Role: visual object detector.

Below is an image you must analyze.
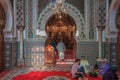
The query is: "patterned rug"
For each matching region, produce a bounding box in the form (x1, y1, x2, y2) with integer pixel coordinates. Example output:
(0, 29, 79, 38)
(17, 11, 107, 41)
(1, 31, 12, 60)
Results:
(0, 66, 72, 80)
(43, 76, 70, 80)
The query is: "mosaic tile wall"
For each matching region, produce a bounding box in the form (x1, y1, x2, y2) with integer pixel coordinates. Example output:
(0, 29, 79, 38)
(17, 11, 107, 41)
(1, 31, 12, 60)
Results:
(25, 0, 34, 38)
(89, 0, 96, 39)
(3, 40, 117, 69)
(97, 0, 107, 26)
(15, 0, 25, 26)
(77, 41, 117, 66)
(4, 41, 18, 70)
(24, 40, 45, 67)
(104, 42, 117, 66)
(77, 41, 99, 66)
(110, 42, 117, 66)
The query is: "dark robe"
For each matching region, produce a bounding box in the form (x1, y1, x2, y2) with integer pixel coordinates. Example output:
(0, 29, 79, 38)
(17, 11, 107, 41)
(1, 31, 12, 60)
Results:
(102, 66, 118, 80)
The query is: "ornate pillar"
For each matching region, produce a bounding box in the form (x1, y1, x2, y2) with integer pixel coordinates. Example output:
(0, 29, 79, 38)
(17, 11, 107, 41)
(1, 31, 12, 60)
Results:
(116, 24, 120, 70)
(96, 0, 107, 61)
(97, 26, 105, 61)
(17, 26, 25, 66)
(15, 0, 25, 66)
(0, 20, 5, 71)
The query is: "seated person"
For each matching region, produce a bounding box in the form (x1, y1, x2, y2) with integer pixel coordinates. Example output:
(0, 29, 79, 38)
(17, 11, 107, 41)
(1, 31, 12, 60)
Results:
(78, 77, 88, 80)
(93, 63, 99, 70)
(97, 58, 110, 76)
(116, 71, 120, 80)
(103, 66, 119, 80)
(71, 59, 85, 79)
(80, 56, 90, 73)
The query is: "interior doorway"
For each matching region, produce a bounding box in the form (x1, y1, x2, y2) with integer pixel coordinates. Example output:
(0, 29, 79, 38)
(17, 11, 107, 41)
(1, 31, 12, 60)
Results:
(45, 12, 77, 65)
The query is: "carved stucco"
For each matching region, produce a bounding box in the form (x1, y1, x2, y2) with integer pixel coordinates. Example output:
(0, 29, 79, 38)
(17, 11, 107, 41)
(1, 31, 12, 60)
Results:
(37, 2, 86, 41)
(108, 0, 120, 38)
(0, 0, 13, 38)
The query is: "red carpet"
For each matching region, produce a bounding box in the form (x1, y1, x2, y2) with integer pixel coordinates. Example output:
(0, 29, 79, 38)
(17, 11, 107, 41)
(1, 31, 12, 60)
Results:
(85, 74, 102, 80)
(13, 71, 102, 80)
(13, 71, 77, 80)
(0, 70, 10, 78)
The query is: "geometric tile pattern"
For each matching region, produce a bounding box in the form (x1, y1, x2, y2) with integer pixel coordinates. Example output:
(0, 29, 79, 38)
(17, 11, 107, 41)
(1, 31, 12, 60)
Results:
(103, 42, 117, 67)
(89, 0, 95, 39)
(4, 43, 12, 70)
(77, 42, 99, 66)
(97, 0, 106, 26)
(4, 41, 18, 70)
(26, 0, 33, 38)
(24, 40, 45, 67)
(110, 42, 117, 66)
(15, 0, 24, 26)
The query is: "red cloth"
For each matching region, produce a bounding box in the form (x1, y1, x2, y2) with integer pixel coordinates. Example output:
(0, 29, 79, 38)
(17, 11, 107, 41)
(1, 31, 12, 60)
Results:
(13, 71, 103, 80)
(85, 74, 102, 80)
(13, 71, 77, 80)
(0, 70, 10, 78)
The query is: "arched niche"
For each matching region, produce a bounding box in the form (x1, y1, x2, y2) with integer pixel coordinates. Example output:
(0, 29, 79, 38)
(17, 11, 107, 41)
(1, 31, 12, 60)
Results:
(109, 0, 120, 69)
(45, 12, 76, 39)
(37, 2, 85, 40)
(0, 0, 13, 33)
(108, 0, 120, 36)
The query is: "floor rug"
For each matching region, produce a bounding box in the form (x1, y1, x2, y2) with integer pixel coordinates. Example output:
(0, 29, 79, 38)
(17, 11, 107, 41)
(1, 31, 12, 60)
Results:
(44, 76, 70, 80)
(12, 71, 77, 80)
(0, 66, 72, 80)
(0, 70, 10, 78)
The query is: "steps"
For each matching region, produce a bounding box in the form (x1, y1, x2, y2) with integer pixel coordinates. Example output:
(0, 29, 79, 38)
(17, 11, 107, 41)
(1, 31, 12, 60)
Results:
(56, 59, 75, 67)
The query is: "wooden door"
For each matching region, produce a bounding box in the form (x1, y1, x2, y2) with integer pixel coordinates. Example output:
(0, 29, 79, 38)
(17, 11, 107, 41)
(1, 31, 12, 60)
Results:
(44, 45, 55, 67)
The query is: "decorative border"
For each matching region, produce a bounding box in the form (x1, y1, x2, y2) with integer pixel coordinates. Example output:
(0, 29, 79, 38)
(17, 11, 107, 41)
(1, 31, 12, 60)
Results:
(44, 76, 70, 80)
(37, 2, 86, 40)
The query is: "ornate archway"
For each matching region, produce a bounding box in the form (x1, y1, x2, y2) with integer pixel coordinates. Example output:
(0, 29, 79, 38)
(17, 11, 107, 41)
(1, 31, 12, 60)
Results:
(37, 2, 86, 40)
(44, 12, 76, 65)
(109, 0, 120, 69)
(0, 4, 5, 71)
(116, 7, 120, 70)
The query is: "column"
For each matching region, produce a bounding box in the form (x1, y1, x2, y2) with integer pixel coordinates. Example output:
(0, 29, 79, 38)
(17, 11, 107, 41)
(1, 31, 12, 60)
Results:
(0, 20, 5, 71)
(97, 26, 105, 61)
(116, 24, 120, 70)
(17, 26, 25, 66)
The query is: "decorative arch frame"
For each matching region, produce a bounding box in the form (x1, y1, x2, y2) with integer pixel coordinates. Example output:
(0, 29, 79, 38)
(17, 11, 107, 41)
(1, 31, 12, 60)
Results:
(37, 2, 86, 40)
(108, 0, 120, 37)
(108, 0, 120, 69)
(0, 0, 13, 38)
(0, 0, 13, 32)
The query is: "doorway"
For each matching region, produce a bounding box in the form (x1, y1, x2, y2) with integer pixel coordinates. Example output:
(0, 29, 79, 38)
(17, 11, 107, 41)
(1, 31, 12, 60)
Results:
(45, 12, 76, 65)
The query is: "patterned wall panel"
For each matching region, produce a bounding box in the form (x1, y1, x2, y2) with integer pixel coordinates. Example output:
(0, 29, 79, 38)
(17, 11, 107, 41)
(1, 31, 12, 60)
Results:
(24, 40, 45, 67)
(4, 42, 12, 70)
(89, 0, 96, 39)
(104, 42, 110, 58)
(66, 0, 84, 16)
(97, 0, 107, 26)
(77, 42, 98, 66)
(23, 40, 117, 67)
(4, 41, 18, 70)
(11, 41, 18, 67)
(110, 42, 117, 66)
(25, 0, 33, 38)
(15, 0, 25, 26)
